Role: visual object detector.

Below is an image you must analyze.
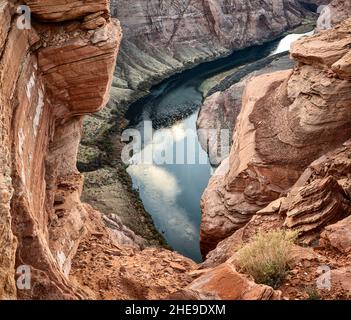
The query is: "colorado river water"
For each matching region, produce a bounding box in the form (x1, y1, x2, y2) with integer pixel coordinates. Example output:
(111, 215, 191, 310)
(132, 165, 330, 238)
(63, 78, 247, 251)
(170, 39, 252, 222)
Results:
(125, 31, 312, 262)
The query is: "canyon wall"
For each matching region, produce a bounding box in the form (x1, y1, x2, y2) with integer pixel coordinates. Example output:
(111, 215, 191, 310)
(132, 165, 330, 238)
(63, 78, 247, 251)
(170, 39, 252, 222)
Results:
(0, 1, 197, 300)
(0, 0, 121, 299)
(197, 0, 350, 168)
(197, 53, 295, 166)
(182, 11, 351, 300)
(200, 14, 351, 255)
(79, 0, 315, 243)
(110, 0, 311, 105)
(167, 6, 351, 301)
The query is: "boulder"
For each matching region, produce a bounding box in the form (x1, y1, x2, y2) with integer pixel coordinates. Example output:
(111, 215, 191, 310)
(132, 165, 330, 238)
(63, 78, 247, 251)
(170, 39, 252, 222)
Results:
(170, 263, 281, 300)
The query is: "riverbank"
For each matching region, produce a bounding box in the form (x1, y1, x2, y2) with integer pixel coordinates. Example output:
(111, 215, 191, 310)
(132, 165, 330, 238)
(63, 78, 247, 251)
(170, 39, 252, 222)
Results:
(78, 21, 316, 251)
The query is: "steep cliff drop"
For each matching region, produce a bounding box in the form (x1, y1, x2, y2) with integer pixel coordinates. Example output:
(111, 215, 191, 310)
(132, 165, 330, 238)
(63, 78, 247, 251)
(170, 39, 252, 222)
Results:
(0, 0, 122, 299)
(110, 0, 310, 105)
(200, 0, 351, 255)
(200, 12, 351, 272)
(80, 0, 315, 253)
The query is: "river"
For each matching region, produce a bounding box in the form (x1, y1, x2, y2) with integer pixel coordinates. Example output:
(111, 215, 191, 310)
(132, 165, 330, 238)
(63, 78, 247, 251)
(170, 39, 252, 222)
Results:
(124, 31, 312, 262)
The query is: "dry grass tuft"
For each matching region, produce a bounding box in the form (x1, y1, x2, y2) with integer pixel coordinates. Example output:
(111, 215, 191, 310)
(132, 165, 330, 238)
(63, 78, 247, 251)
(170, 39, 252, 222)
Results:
(236, 229, 298, 289)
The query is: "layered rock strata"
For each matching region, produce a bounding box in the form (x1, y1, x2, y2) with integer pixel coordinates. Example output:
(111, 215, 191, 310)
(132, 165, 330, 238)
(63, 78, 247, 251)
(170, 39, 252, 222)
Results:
(0, 0, 121, 299)
(320, 0, 351, 27)
(200, 17, 351, 255)
(110, 0, 310, 105)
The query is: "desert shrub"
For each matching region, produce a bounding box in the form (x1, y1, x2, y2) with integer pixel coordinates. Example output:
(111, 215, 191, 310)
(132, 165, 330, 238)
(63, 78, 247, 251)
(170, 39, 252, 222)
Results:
(236, 229, 298, 289)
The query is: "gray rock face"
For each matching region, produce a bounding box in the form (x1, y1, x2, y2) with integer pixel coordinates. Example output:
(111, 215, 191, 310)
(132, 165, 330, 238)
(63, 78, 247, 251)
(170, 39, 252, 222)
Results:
(113, 0, 304, 47)
(110, 0, 308, 101)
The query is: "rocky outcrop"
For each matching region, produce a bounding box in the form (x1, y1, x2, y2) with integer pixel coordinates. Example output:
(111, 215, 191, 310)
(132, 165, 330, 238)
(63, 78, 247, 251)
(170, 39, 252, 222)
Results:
(0, 0, 121, 299)
(70, 205, 197, 300)
(197, 54, 295, 165)
(0, 0, 201, 301)
(322, 215, 351, 254)
(284, 177, 350, 234)
(24, 0, 109, 22)
(170, 263, 281, 300)
(281, 142, 351, 237)
(200, 17, 351, 255)
(200, 148, 351, 265)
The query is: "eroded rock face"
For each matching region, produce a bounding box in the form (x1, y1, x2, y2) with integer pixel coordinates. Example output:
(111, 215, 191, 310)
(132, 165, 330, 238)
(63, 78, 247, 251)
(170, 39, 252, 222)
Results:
(322, 216, 351, 254)
(277, 140, 351, 242)
(0, 1, 121, 299)
(283, 173, 351, 237)
(325, 0, 351, 26)
(109, 0, 308, 103)
(197, 54, 295, 166)
(200, 17, 351, 255)
(24, 0, 109, 22)
(70, 205, 197, 300)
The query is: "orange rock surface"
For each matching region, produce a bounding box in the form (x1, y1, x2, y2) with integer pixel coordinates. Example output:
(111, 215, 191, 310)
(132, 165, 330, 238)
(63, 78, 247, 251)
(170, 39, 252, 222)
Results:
(0, 0, 120, 299)
(200, 17, 351, 255)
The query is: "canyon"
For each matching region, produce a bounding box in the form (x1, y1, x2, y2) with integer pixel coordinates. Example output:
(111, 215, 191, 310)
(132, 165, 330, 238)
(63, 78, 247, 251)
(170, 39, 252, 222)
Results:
(200, 0, 351, 253)
(80, 0, 315, 251)
(110, 0, 308, 103)
(0, 0, 351, 301)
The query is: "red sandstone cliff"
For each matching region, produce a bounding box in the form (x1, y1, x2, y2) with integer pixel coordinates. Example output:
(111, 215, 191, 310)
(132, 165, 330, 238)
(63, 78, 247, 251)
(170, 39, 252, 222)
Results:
(0, 0, 121, 299)
(0, 1, 197, 300)
(180, 12, 351, 300)
(200, 1, 351, 255)
(200, 13, 351, 261)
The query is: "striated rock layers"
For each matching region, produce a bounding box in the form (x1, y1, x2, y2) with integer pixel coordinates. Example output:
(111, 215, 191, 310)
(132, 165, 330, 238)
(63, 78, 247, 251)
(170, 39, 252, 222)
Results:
(200, 17, 351, 255)
(110, 0, 309, 105)
(199, 140, 351, 299)
(24, 0, 109, 22)
(0, 0, 121, 299)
